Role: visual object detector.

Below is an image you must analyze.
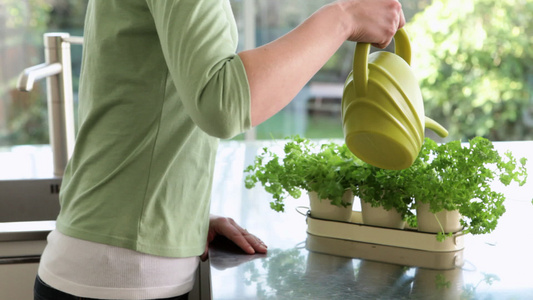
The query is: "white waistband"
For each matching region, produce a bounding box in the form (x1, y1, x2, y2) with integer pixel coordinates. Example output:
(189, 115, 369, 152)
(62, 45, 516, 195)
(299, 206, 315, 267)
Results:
(38, 230, 199, 299)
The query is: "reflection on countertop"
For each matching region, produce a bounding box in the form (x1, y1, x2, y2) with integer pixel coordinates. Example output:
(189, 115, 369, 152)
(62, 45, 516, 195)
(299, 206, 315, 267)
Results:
(209, 234, 510, 300)
(209, 140, 533, 300)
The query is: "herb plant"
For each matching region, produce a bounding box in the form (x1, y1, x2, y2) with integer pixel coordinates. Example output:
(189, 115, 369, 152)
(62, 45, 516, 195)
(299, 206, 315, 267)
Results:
(244, 135, 528, 241)
(244, 136, 365, 212)
(355, 155, 428, 227)
(408, 137, 528, 239)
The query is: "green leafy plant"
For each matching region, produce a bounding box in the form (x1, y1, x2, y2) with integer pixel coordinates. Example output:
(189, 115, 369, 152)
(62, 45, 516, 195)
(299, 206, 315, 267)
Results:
(244, 136, 365, 212)
(354, 155, 428, 227)
(245, 136, 528, 241)
(408, 137, 528, 239)
(408, 0, 533, 141)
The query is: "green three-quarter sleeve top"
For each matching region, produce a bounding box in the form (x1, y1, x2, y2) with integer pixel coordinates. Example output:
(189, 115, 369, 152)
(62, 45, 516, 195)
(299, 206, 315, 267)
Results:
(56, 0, 251, 258)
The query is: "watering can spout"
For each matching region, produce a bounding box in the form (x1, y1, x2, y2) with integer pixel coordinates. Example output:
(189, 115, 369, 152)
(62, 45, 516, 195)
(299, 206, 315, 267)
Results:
(425, 117, 449, 138)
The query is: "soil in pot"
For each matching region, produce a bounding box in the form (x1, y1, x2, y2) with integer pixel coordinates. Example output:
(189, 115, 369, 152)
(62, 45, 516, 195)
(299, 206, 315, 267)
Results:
(309, 190, 354, 222)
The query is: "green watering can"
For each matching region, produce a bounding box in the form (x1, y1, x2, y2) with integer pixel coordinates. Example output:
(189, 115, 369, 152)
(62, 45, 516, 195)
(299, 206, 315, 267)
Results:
(342, 28, 448, 170)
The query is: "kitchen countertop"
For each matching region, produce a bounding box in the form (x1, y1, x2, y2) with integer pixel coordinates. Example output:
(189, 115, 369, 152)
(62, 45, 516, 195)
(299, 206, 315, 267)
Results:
(2, 140, 532, 299)
(208, 140, 533, 300)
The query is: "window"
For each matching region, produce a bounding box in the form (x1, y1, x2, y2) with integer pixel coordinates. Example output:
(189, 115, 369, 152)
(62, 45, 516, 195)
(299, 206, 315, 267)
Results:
(231, 0, 533, 141)
(1, 0, 531, 146)
(0, 0, 86, 147)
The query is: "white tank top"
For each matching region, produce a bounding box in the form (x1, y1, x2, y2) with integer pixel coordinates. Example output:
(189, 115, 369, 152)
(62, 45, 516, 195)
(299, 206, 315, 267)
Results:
(38, 230, 199, 299)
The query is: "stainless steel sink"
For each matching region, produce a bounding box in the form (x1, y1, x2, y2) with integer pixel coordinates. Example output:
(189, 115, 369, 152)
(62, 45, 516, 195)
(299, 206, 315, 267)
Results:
(0, 178, 61, 222)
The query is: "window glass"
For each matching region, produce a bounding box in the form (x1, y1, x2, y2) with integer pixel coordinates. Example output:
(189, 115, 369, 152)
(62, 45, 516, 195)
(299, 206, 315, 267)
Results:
(0, 0, 86, 147)
(232, 0, 354, 140)
(231, 0, 533, 141)
(0, 0, 530, 147)
(406, 0, 533, 141)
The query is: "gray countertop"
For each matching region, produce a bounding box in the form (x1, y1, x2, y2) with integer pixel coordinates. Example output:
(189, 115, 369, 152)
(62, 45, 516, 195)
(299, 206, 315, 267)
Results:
(2, 141, 533, 298)
(208, 140, 533, 300)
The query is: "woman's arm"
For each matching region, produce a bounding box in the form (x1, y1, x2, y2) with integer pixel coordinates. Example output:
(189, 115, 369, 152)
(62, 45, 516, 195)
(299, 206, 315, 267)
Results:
(239, 0, 405, 126)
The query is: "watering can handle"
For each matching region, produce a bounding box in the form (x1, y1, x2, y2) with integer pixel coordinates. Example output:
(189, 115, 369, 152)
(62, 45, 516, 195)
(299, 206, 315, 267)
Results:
(353, 28, 412, 98)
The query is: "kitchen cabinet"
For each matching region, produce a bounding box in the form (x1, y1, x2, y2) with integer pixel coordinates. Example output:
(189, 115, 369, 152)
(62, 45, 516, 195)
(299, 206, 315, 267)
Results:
(0, 227, 48, 300)
(0, 261, 39, 300)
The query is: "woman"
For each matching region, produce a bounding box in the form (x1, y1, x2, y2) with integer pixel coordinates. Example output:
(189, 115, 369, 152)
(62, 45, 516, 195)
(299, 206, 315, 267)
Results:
(34, 0, 405, 299)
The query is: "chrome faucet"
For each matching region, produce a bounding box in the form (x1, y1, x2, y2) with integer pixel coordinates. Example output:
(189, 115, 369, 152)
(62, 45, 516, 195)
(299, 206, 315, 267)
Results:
(17, 33, 83, 177)
(17, 62, 63, 92)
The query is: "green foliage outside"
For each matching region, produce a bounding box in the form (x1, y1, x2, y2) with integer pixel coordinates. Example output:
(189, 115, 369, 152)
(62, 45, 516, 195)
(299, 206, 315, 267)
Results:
(0, 0, 87, 146)
(2, 0, 52, 35)
(0, 0, 51, 146)
(407, 0, 533, 141)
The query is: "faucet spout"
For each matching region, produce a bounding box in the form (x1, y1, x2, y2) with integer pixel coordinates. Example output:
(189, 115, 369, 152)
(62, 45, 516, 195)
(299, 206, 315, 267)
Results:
(15, 32, 77, 177)
(17, 62, 63, 92)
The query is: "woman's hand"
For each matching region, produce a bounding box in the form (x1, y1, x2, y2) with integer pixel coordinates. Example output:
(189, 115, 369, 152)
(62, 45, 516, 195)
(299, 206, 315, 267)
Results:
(336, 0, 405, 48)
(201, 215, 267, 261)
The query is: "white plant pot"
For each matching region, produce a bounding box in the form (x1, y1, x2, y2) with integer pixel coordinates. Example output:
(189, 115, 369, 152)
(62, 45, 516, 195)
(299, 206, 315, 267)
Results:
(360, 199, 406, 229)
(308, 190, 354, 222)
(416, 203, 462, 233)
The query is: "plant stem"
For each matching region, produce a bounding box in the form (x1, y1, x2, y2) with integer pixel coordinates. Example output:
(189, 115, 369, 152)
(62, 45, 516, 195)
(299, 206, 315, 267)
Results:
(433, 212, 445, 235)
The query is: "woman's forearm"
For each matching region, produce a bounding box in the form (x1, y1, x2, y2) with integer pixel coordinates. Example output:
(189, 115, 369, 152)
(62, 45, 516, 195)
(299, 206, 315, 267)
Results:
(239, 4, 348, 126)
(239, 0, 404, 127)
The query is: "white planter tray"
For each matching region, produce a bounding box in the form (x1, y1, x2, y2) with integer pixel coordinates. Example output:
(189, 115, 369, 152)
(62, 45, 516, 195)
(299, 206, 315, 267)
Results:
(306, 211, 464, 253)
(305, 234, 463, 270)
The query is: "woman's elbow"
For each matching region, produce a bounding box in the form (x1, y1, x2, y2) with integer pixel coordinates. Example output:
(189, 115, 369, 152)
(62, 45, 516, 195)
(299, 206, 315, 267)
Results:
(196, 116, 242, 139)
